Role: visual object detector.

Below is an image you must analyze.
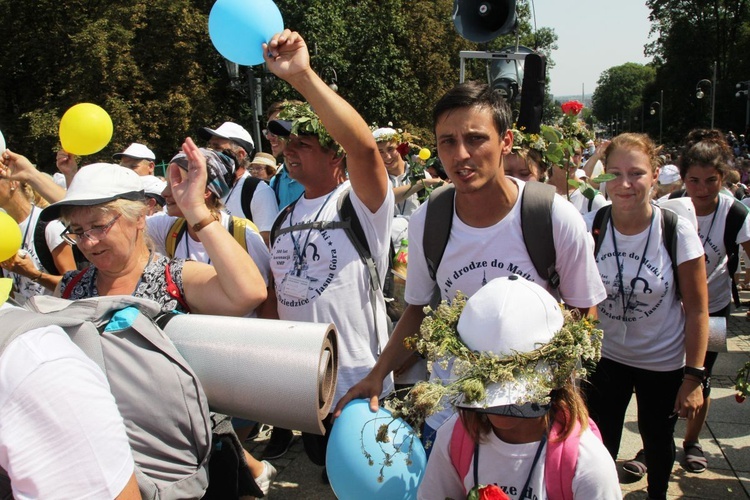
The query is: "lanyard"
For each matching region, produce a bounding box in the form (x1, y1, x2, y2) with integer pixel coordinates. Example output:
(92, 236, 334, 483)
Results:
(288, 186, 339, 275)
(11, 206, 37, 293)
(611, 208, 654, 320)
(472, 432, 547, 498)
(699, 206, 719, 251)
(20, 205, 36, 251)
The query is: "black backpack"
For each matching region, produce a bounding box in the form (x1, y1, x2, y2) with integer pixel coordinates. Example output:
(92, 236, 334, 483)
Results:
(422, 182, 560, 290)
(238, 176, 262, 222)
(669, 189, 748, 305)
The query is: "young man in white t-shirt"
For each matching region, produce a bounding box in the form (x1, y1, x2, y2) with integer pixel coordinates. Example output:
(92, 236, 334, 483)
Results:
(336, 81, 606, 445)
(261, 30, 394, 472)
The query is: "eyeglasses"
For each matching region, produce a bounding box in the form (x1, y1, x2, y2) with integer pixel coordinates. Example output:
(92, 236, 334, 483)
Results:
(61, 214, 121, 245)
(263, 129, 277, 140)
(249, 166, 267, 173)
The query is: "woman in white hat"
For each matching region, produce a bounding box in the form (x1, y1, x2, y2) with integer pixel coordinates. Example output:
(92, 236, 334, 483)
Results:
(42, 139, 266, 316)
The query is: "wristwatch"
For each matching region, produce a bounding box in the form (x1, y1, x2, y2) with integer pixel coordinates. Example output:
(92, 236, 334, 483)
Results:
(683, 366, 705, 379)
(192, 213, 218, 233)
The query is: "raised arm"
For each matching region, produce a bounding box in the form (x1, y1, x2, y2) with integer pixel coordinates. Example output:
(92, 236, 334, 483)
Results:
(0, 150, 67, 204)
(263, 30, 388, 212)
(173, 138, 266, 316)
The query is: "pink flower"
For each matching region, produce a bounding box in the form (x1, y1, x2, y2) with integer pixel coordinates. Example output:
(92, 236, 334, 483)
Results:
(561, 100, 584, 116)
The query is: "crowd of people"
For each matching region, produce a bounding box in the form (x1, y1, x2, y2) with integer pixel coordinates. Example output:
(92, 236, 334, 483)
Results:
(1, 28, 748, 500)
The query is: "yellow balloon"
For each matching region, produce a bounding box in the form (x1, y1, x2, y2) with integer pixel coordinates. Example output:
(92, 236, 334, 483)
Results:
(418, 148, 431, 161)
(0, 211, 21, 262)
(59, 103, 113, 155)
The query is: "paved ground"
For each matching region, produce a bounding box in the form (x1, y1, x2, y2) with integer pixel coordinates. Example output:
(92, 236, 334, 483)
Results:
(245, 294, 750, 499)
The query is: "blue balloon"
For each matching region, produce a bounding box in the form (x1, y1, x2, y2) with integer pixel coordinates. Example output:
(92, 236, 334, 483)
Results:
(209, 0, 284, 66)
(326, 400, 427, 500)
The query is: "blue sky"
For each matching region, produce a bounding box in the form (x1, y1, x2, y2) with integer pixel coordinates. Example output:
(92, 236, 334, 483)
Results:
(529, 0, 653, 97)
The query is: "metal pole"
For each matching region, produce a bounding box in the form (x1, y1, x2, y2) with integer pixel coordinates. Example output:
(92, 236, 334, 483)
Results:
(711, 60, 717, 129)
(641, 104, 644, 132)
(659, 89, 664, 144)
(253, 75, 263, 152)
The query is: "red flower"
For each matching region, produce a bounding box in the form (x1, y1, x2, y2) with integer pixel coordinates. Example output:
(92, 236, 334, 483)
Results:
(479, 484, 510, 500)
(396, 142, 410, 157)
(561, 100, 584, 116)
(737, 394, 746, 403)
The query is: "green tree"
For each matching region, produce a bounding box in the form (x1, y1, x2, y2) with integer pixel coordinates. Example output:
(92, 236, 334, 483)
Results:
(592, 63, 655, 132)
(0, 0, 559, 166)
(645, 0, 750, 141)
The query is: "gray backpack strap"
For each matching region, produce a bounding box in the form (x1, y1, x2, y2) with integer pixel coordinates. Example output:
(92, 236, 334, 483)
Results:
(423, 184, 456, 281)
(520, 182, 559, 289)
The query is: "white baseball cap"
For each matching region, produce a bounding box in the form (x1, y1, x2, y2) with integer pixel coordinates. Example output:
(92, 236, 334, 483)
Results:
(198, 121, 255, 156)
(140, 175, 167, 204)
(455, 275, 564, 417)
(112, 142, 156, 161)
(41, 163, 145, 221)
(658, 164, 681, 185)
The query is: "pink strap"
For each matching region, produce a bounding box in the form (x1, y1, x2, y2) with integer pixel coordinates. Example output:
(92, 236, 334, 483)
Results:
(449, 417, 475, 495)
(450, 413, 601, 500)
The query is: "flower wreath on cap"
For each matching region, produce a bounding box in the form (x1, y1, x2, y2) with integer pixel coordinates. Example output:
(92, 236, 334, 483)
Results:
(278, 102, 343, 155)
(383, 292, 603, 434)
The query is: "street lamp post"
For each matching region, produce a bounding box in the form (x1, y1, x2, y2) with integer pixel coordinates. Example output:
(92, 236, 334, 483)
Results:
(736, 80, 750, 132)
(696, 61, 717, 129)
(224, 59, 263, 151)
(650, 89, 664, 144)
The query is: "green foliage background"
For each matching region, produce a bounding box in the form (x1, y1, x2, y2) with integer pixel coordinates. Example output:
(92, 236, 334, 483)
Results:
(592, 0, 750, 146)
(0, 0, 559, 171)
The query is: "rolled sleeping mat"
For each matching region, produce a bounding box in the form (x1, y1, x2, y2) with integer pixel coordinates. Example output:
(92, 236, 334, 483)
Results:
(162, 315, 337, 435)
(707, 315, 727, 353)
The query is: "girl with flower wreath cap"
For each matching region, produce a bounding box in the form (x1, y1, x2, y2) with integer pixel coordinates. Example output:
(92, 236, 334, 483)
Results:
(414, 276, 621, 500)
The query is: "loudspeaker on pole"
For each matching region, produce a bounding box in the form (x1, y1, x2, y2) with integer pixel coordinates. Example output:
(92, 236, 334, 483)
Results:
(453, 0, 518, 43)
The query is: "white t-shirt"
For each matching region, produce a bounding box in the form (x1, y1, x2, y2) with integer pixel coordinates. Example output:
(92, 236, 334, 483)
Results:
(390, 168, 431, 218)
(52, 172, 67, 189)
(147, 211, 271, 281)
(270, 182, 394, 407)
(406, 179, 606, 429)
(3, 207, 64, 303)
(418, 414, 621, 500)
(695, 193, 750, 312)
(596, 207, 704, 370)
(568, 188, 609, 216)
(0, 318, 134, 499)
(146, 212, 271, 314)
(222, 173, 280, 232)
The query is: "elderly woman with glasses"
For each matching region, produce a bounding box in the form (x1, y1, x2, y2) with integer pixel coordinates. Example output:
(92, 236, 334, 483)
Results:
(36, 138, 277, 496)
(45, 138, 267, 316)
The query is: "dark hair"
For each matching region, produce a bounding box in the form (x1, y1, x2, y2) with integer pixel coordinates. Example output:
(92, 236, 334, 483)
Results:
(603, 133, 661, 174)
(677, 128, 733, 179)
(458, 383, 590, 445)
(433, 81, 512, 136)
